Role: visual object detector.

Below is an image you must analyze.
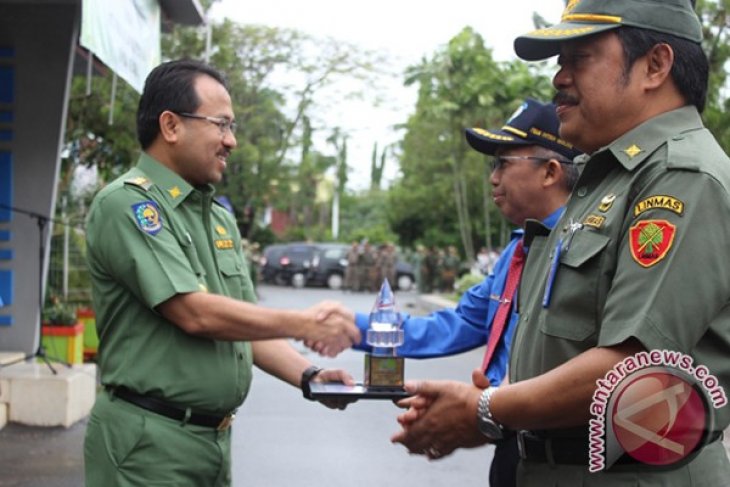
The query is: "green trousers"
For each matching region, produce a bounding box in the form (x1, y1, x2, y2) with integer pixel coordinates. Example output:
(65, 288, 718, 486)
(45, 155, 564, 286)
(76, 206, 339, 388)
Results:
(84, 390, 232, 486)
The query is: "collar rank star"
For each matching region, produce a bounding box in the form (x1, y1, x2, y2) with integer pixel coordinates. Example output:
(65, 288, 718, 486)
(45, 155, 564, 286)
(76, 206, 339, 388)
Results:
(131, 201, 163, 236)
(623, 144, 643, 159)
(168, 186, 182, 199)
(629, 219, 676, 268)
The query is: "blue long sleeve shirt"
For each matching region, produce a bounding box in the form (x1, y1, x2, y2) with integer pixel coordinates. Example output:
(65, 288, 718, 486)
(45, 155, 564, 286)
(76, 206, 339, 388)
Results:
(353, 208, 564, 386)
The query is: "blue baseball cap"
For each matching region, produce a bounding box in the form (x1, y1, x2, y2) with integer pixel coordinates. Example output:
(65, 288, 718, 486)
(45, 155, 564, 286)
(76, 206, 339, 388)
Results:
(465, 98, 580, 161)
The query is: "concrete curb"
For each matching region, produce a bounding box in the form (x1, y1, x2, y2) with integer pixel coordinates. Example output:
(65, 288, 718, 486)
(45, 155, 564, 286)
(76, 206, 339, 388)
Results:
(416, 293, 457, 314)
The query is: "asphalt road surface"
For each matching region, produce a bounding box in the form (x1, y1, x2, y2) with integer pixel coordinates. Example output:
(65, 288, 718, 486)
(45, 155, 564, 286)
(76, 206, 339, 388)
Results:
(233, 285, 491, 487)
(0, 284, 492, 487)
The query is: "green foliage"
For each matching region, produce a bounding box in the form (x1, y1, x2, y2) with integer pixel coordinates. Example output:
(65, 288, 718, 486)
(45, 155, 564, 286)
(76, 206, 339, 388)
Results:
(698, 0, 730, 152)
(389, 27, 553, 255)
(42, 298, 78, 326)
(454, 272, 484, 296)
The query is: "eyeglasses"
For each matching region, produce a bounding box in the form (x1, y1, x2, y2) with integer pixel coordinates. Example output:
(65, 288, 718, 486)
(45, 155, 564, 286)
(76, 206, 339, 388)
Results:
(490, 155, 572, 172)
(175, 112, 237, 136)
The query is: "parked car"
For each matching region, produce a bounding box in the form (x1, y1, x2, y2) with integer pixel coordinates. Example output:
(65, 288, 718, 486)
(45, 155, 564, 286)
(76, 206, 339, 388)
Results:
(260, 242, 318, 287)
(261, 242, 416, 291)
(307, 243, 349, 290)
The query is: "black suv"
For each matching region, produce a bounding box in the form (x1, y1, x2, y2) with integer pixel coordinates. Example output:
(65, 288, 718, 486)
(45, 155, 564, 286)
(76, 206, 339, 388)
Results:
(307, 243, 349, 289)
(260, 242, 318, 287)
(261, 242, 416, 290)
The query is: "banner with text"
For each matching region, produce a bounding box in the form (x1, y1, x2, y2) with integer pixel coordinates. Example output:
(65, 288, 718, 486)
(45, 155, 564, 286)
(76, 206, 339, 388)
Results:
(80, 0, 160, 93)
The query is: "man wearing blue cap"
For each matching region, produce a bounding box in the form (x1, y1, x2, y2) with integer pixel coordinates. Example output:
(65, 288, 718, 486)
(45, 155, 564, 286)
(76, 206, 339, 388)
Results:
(355, 98, 580, 486)
(391, 1, 730, 486)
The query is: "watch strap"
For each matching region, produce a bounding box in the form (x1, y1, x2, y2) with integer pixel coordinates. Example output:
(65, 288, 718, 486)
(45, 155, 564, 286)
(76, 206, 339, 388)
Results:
(301, 365, 323, 400)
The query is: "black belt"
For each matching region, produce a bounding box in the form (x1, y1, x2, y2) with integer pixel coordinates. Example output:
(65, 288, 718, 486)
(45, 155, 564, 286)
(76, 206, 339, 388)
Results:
(517, 430, 723, 466)
(517, 431, 635, 465)
(109, 386, 235, 430)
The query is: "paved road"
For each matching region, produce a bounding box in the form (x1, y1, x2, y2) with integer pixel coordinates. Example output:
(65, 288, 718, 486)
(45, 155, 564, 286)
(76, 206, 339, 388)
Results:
(0, 285, 492, 487)
(233, 286, 490, 487)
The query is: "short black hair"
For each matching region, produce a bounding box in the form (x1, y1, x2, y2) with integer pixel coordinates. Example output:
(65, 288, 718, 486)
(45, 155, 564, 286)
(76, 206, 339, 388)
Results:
(137, 59, 229, 149)
(616, 26, 708, 113)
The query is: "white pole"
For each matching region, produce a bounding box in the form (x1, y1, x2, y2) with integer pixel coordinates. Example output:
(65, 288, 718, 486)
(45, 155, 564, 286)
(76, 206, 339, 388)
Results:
(62, 197, 69, 300)
(332, 191, 340, 239)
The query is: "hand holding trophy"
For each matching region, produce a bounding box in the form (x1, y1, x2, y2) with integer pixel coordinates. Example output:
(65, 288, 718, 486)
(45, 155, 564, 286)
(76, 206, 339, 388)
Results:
(308, 279, 410, 401)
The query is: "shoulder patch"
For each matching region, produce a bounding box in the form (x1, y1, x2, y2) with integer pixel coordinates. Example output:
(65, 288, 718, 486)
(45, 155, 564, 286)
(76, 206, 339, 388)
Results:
(124, 177, 153, 191)
(633, 195, 684, 218)
(131, 201, 163, 236)
(629, 219, 676, 268)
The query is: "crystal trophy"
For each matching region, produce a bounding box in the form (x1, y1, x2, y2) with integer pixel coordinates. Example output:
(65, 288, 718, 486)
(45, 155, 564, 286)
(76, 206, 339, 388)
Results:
(306, 278, 410, 400)
(364, 279, 405, 389)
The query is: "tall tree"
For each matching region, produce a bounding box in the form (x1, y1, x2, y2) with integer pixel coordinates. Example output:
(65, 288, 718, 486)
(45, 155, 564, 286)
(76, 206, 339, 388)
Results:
(388, 27, 553, 259)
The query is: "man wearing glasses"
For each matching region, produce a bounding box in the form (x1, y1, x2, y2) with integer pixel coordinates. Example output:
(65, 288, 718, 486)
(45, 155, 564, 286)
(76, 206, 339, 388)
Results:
(84, 60, 360, 486)
(348, 98, 581, 486)
(393, 1, 730, 485)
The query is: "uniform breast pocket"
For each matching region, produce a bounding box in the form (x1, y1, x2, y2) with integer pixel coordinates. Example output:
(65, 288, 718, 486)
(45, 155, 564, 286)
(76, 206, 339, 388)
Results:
(540, 231, 610, 342)
(218, 252, 250, 299)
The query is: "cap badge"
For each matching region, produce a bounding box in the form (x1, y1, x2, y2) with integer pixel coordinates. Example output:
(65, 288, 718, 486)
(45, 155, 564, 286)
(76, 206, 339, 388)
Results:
(598, 193, 617, 213)
(623, 144, 643, 159)
(563, 0, 581, 18)
(506, 102, 528, 124)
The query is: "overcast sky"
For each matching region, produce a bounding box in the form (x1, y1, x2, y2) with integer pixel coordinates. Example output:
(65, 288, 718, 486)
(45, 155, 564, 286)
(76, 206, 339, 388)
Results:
(209, 0, 567, 189)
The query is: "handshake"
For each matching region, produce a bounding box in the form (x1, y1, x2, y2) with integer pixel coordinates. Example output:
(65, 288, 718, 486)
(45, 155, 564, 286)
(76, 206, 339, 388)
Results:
(297, 300, 360, 357)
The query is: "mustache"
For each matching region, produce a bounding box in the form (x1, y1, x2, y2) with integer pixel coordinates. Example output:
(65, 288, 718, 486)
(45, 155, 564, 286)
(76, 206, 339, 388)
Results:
(553, 92, 579, 106)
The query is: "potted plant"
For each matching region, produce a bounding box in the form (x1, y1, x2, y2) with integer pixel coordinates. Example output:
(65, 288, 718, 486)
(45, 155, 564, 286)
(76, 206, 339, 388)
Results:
(76, 305, 98, 361)
(41, 297, 84, 365)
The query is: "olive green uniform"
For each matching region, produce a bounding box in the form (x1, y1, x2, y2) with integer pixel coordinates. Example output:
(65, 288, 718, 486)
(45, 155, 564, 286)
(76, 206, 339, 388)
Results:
(511, 107, 730, 485)
(84, 154, 255, 486)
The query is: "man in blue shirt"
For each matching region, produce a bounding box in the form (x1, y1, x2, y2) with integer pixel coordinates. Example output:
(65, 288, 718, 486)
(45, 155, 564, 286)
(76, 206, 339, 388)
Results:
(355, 98, 581, 486)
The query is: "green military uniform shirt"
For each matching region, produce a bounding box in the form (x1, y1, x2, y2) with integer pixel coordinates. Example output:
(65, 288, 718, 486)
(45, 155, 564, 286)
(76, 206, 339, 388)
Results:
(86, 153, 255, 415)
(510, 107, 730, 483)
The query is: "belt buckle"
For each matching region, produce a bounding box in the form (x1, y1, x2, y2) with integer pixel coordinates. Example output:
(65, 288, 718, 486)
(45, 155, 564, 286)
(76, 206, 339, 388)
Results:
(516, 430, 527, 460)
(216, 413, 235, 431)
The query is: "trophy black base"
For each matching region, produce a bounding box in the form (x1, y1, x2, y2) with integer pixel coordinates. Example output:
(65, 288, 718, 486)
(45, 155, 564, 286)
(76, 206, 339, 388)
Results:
(308, 382, 410, 400)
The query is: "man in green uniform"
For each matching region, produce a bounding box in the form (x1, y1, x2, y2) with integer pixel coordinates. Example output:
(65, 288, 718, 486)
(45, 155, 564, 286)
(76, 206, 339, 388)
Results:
(390, 1, 730, 485)
(84, 60, 360, 486)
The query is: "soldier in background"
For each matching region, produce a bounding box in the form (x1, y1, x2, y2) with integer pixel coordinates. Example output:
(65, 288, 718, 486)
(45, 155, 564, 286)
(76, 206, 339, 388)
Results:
(441, 245, 460, 292)
(344, 241, 359, 292)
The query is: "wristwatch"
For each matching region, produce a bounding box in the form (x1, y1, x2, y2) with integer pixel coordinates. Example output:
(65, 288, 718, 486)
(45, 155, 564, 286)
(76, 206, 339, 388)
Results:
(477, 387, 504, 440)
(300, 365, 323, 400)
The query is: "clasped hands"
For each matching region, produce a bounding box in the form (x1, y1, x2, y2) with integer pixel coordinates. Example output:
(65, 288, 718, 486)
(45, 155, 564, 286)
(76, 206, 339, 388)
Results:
(300, 301, 360, 357)
(390, 369, 492, 460)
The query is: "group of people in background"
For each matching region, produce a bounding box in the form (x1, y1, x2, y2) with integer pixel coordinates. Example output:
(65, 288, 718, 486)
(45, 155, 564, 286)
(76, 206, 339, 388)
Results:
(412, 244, 462, 294)
(344, 240, 398, 292)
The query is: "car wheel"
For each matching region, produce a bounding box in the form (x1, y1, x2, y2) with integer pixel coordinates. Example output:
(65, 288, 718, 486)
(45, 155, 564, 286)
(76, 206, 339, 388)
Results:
(291, 272, 307, 289)
(397, 274, 413, 291)
(327, 273, 344, 290)
(274, 273, 288, 286)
